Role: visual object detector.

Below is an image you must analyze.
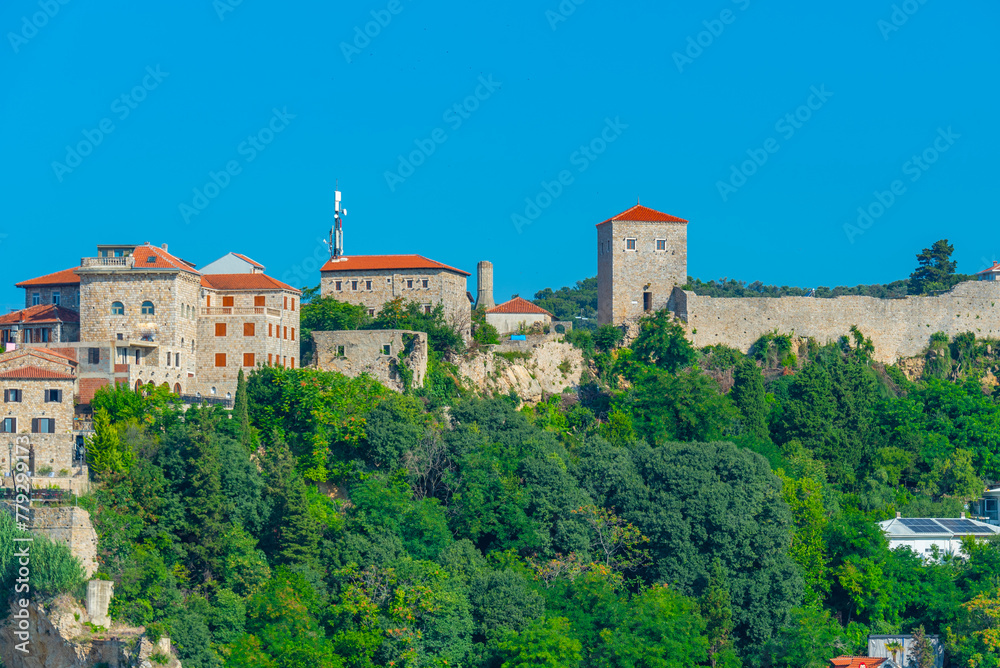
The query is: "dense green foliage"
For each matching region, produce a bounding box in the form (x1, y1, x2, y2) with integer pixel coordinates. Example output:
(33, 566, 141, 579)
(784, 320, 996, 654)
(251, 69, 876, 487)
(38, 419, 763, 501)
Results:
(532, 277, 598, 329)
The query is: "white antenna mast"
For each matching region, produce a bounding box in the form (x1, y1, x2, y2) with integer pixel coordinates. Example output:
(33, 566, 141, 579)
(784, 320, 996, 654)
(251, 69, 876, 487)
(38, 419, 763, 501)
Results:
(330, 187, 345, 259)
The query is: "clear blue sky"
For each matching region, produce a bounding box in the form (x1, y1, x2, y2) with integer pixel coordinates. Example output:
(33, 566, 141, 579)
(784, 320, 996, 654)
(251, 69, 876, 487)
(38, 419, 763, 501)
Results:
(1, 0, 997, 313)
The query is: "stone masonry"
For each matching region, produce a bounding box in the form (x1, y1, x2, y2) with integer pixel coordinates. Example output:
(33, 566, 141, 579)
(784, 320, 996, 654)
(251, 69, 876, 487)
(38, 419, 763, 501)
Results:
(598, 205, 688, 325)
(673, 280, 1000, 363)
(312, 329, 428, 393)
(28, 506, 100, 577)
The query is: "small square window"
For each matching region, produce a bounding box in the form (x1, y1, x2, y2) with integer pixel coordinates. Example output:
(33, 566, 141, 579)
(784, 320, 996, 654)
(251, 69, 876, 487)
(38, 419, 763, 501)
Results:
(45, 389, 62, 403)
(366, 281, 372, 290)
(222, 296, 234, 307)
(336, 281, 343, 291)
(244, 322, 255, 336)
(88, 348, 100, 364)
(368, 309, 375, 316)
(422, 279, 428, 288)
(625, 238, 636, 251)
(382, 344, 391, 355)
(215, 353, 227, 367)
(243, 353, 255, 367)
(656, 239, 667, 251)
(352, 280, 358, 290)
(424, 305, 432, 314)
(254, 296, 266, 307)
(31, 293, 40, 306)
(215, 323, 227, 337)
(407, 279, 413, 288)
(52, 291, 61, 305)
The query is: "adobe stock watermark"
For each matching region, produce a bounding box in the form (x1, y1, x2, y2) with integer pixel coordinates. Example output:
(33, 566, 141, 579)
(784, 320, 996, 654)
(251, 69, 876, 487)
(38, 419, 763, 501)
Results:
(877, 0, 929, 40)
(179, 108, 296, 224)
(511, 117, 628, 234)
(716, 84, 833, 202)
(10, 436, 33, 655)
(51, 65, 169, 183)
(341, 0, 411, 64)
(843, 127, 959, 244)
(281, 238, 331, 288)
(384, 75, 502, 192)
(672, 0, 751, 73)
(7, 0, 72, 54)
(546, 0, 585, 30)
(214, 0, 244, 21)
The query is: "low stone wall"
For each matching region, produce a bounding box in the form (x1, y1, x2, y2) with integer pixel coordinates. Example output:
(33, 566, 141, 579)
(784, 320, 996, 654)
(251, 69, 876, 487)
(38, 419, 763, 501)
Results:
(673, 281, 1000, 363)
(312, 329, 428, 392)
(28, 506, 99, 577)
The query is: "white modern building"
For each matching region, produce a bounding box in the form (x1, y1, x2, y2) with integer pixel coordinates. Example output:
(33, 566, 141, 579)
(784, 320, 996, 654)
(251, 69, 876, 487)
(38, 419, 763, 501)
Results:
(879, 513, 1000, 558)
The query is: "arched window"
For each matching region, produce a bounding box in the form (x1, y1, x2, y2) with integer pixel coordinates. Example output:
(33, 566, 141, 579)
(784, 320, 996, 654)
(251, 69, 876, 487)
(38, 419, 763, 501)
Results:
(141, 301, 155, 315)
(173, 383, 181, 395)
(111, 301, 125, 315)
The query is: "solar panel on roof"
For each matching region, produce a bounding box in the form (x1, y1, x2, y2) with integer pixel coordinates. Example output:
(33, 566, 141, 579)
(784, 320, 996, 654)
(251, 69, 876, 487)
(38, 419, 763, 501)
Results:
(937, 519, 989, 533)
(899, 518, 946, 533)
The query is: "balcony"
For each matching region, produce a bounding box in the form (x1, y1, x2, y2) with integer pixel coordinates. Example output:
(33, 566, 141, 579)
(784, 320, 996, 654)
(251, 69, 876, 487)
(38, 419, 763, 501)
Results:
(201, 307, 281, 317)
(81, 256, 135, 268)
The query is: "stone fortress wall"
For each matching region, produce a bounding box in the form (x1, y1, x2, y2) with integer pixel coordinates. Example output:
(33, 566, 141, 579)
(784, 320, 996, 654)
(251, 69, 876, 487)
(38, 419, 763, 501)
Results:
(671, 280, 1000, 363)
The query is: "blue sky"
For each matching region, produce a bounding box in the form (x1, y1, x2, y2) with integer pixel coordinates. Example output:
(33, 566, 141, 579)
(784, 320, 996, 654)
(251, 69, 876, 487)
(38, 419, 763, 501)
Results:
(1, 0, 997, 313)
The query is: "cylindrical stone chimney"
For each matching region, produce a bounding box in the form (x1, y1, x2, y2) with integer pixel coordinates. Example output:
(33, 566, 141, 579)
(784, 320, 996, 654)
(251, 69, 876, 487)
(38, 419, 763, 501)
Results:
(477, 261, 495, 310)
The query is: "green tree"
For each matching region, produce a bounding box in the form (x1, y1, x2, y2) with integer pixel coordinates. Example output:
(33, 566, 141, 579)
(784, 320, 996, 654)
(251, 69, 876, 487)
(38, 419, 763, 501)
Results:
(86, 407, 134, 479)
(762, 605, 845, 668)
(731, 358, 769, 439)
(630, 310, 695, 372)
(909, 625, 936, 668)
(700, 560, 740, 668)
(909, 239, 958, 294)
(778, 472, 830, 603)
(498, 617, 583, 668)
(594, 324, 625, 352)
(233, 368, 251, 449)
(625, 369, 737, 443)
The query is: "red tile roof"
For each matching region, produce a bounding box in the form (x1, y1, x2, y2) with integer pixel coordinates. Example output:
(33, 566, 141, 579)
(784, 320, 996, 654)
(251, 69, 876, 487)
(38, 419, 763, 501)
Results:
(130, 245, 200, 274)
(829, 657, 889, 668)
(978, 262, 1000, 275)
(231, 253, 264, 268)
(0, 365, 75, 380)
(201, 274, 300, 293)
(487, 296, 554, 317)
(15, 267, 81, 288)
(321, 255, 471, 276)
(596, 204, 688, 227)
(0, 304, 80, 325)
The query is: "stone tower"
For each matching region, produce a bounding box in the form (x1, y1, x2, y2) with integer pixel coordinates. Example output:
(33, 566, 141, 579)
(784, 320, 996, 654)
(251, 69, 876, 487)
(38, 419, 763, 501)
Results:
(476, 261, 495, 310)
(597, 204, 688, 325)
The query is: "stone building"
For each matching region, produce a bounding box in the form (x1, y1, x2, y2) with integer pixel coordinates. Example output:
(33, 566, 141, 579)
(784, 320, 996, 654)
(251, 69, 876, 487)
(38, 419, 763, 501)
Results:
(0, 304, 80, 347)
(597, 204, 689, 325)
(312, 329, 428, 393)
(320, 254, 471, 336)
(486, 297, 555, 335)
(14, 266, 82, 311)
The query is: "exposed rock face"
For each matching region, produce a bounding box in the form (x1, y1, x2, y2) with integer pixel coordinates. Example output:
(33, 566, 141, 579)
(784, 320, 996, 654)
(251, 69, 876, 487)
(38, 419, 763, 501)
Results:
(456, 340, 584, 402)
(0, 595, 180, 668)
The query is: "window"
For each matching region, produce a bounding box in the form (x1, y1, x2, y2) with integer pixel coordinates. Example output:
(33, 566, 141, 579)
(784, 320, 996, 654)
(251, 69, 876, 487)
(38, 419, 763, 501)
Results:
(291, 357, 295, 369)
(386, 278, 391, 284)
(52, 291, 61, 305)
(368, 309, 375, 316)
(254, 296, 265, 307)
(424, 305, 432, 314)
(215, 323, 227, 337)
(215, 353, 227, 367)
(284, 296, 288, 309)
(4, 389, 22, 403)
(244, 322, 255, 336)
(337, 345, 345, 357)
(31, 292, 40, 306)
(268, 353, 273, 365)
(39, 329, 50, 343)
(291, 328, 295, 341)
(643, 292, 652, 312)
(32, 418, 55, 434)
(206, 295, 211, 307)
(351, 281, 358, 290)
(114, 250, 124, 257)
(366, 281, 372, 290)
(422, 279, 428, 288)
(656, 239, 667, 251)
(243, 353, 255, 367)
(111, 301, 125, 315)
(222, 296, 234, 307)
(176, 353, 181, 366)
(382, 344, 391, 355)
(407, 279, 413, 288)
(335, 281, 342, 291)
(146, 255, 157, 263)
(45, 389, 63, 403)
(166, 352, 172, 366)
(291, 298, 296, 311)
(283, 356, 287, 367)
(0, 418, 15, 433)
(268, 323, 272, 337)
(283, 327, 288, 340)
(625, 238, 636, 251)
(88, 348, 100, 364)
(135, 350, 141, 364)
(211, 387, 217, 395)
(117, 333, 124, 341)
(141, 301, 155, 315)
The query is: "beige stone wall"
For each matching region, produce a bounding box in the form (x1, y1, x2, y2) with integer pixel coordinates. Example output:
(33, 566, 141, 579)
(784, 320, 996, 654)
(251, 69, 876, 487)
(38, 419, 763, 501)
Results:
(29, 506, 99, 577)
(22, 285, 81, 310)
(678, 281, 1000, 363)
(598, 220, 687, 324)
(486, 312, 552, 335)
(312, 329, 428, 392)
(0, 378, 75, 438)
(195, 287, 301, 398)
(320, 268, 470, 336)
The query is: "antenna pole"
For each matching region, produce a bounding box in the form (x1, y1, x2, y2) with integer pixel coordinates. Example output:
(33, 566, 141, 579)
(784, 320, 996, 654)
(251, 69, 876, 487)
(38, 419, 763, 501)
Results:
(332, 189, 345, 259)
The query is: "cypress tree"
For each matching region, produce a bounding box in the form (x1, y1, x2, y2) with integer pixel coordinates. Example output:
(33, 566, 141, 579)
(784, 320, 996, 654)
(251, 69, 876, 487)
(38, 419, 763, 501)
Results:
(731, 359, 769, 440)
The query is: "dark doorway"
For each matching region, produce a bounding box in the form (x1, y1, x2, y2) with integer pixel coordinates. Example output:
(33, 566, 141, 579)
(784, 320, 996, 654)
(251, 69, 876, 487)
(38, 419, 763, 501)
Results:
(643, 292, 653, 312)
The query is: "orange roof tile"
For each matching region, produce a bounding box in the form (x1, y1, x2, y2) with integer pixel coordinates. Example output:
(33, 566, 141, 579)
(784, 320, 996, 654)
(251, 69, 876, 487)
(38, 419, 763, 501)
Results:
(321, 254, 470, 277)
(0, 365, 75, 380)
(829, 657, 889, 668)
(487, 296, 554, 317)
(201, 274, 300, 292)
(0, 304, 80, 325)
(130, 245, 200, 274)
(596, 204, 688, 227)
(231, 253, 264, 268)
(15, 267, 81, 288)
(978, 262, 1000, 275)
